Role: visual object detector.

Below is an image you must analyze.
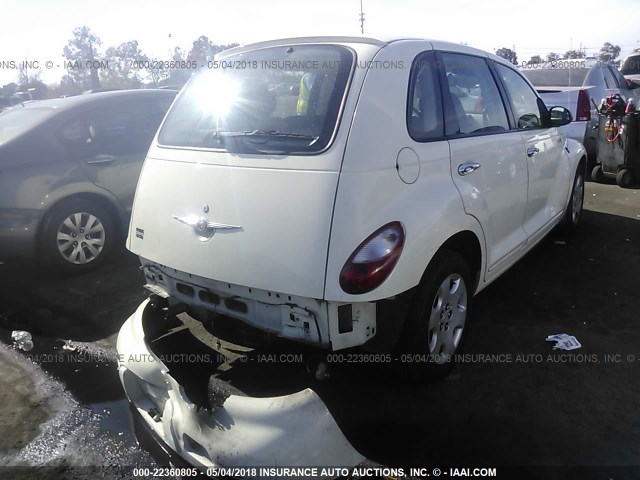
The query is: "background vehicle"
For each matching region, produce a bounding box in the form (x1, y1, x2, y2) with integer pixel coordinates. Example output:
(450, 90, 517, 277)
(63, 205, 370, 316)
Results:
(621, 51, 640, 85)
(0, 89, 177, 272)
(521, 62, 638, 167)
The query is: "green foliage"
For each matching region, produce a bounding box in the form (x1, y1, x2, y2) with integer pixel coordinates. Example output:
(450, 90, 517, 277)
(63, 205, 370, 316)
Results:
(564, 50, 585, 59)
(495, 47, 518, 65)
(599, 42, 621, 65)
(101, 40, 148, 89)
(62, 26, 103, 92)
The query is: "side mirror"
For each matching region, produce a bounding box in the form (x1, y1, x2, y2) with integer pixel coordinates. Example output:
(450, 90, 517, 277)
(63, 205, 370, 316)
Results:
(549, 106, 572, 127)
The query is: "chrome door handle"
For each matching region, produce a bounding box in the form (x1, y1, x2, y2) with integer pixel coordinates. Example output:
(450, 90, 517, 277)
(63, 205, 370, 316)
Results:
(458, 163, 481, 176)
(527, 147, 539, 157)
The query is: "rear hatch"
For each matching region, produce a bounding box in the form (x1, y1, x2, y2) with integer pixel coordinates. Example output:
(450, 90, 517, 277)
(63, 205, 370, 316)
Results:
(127, 43, 364, 299)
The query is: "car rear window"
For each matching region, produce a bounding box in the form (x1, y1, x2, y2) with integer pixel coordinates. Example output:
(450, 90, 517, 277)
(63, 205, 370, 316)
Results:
(621, 55, 640, 76)
(0, 107, 54, 146)
(521, 68, 589, 87)
(158, 45, 354, 154)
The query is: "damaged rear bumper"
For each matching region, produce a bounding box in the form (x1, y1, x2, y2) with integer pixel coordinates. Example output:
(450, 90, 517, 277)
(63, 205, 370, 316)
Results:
(116, 299, 366, 474)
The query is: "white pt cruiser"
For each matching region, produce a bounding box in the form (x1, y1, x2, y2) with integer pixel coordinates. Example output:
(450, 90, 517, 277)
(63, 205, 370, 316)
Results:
(117, 37, 586, 469)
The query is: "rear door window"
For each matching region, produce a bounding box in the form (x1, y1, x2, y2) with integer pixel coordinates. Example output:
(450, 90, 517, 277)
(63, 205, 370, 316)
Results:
(439, 53, 510, 136)
(60, 97, 171, 157)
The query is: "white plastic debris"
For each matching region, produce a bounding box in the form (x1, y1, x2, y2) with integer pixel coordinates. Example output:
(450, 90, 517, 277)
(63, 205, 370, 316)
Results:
(11, 330, 34, 352)
(546, 333, 581, 351)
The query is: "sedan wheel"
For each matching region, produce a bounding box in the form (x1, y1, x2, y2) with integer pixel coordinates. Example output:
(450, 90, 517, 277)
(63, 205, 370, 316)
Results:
(41, 198, 116, 274)
(56, 212, 106, 264)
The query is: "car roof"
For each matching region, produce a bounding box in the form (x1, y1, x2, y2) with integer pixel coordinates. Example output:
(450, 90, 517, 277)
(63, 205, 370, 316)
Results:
(15, 89, 176, 111)
(222, 36, 511, 66)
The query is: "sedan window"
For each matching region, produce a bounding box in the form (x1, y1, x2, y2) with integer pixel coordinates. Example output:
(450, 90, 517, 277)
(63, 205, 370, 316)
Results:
(602, 66, 618, 89)
(496, 64, 543, 129)
(521, 68, 589, 87)
(0, 108, 54, 146)
(440, 53, 510, 135)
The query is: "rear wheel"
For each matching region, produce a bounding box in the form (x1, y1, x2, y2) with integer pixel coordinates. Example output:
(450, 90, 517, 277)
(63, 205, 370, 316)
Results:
(398, 250, 472, 381)
(616, 168, 632, 187)
(558, 166, 585, 234)
(591, 165, 605, 183)
(40, 198, 116, 274)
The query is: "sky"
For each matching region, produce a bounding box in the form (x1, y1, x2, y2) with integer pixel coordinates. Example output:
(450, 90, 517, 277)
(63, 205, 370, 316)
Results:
(1, 0, 639, 86)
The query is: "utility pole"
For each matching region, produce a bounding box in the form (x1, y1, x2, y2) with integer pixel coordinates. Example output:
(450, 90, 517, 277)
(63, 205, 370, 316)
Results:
(359, 0, 366, 34)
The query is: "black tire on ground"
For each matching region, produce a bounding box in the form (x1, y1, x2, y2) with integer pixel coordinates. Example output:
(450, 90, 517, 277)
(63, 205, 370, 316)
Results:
(616, 168, 632, 188)
(558, 166, 585, 235)
(40, 198, 116, 274)
(396, 249, 472, 382)
(591, 165, 605, 183)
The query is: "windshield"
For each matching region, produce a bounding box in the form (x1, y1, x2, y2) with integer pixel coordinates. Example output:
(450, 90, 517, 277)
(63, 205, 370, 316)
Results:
(621, 55, 640, 76)
(0, 107, 54, 146)
(521, 68, 589, 87)
(159, 45, 354, 154)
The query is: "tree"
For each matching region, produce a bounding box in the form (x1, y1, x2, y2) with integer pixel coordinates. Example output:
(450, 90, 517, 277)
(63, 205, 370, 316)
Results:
(101, 40, 148, 89)
(186, 36, 240, 67)
(18, 62, 41, 87)
(496, 47, 518, 65)
(546, 52, 561, 62)
(62, 26, 102, 91)
(1, 83, 18, 97)
(599, 42, 621, 65)
(167, 47, 192, 87)
(564, 49, 585, 59)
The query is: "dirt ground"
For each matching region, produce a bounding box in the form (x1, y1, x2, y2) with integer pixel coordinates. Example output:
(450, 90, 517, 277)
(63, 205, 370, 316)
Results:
(0, 180, 639, 477)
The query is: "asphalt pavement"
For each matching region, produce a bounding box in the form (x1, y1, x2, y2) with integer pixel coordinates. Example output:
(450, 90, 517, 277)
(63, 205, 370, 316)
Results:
(0, 180, 639, 478)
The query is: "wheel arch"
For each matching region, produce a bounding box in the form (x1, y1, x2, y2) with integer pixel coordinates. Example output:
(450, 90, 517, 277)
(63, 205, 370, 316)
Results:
(37, 191, 127, 246)
(433, 230, 483, 295)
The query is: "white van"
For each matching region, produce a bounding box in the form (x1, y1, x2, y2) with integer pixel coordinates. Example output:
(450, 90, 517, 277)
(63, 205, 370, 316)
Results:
(117, 36, 585, 469)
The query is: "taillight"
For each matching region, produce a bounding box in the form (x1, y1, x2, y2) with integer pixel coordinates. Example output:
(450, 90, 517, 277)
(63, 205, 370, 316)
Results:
(577, 89, 591, 121)
(339, 222, 405, 295)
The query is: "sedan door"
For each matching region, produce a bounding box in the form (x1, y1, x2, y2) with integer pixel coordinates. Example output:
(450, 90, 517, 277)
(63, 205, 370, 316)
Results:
(58, 95, 174, 214)
(494, 63, 570, 241)
(438, 52, 529, 275)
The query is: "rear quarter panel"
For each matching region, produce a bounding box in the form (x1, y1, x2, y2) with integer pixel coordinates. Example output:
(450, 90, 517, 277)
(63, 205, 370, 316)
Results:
(324, 40, 486, 303)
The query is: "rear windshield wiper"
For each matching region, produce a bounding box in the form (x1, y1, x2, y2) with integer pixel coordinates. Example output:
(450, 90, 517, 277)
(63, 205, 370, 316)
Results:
(211, 130, 319, 143)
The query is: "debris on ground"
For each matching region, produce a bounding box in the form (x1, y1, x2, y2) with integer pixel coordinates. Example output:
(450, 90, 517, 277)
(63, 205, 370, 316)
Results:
(554, 240, 567, 245)
(546, 333, 582, 351)
(11, 330, 34, 352)
(61, 340, 77, 352)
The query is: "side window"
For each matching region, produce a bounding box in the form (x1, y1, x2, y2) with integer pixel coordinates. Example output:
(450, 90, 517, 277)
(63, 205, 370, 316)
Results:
(440, 53, 509, 135)
(608, 67, 628, 89)
(407, 53, 444, 140)
(496, 64, 543, 129)
(602, 66, 618, 89)
(59, 99, 166, 156)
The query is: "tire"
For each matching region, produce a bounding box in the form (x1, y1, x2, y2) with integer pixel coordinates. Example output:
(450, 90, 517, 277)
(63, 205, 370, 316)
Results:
(591, 165, 605, 183)
(40, 198, 116, 274)
(558, 166, 585, 235)
(397, 249, 472, 382)
(616, 168, 632, 188)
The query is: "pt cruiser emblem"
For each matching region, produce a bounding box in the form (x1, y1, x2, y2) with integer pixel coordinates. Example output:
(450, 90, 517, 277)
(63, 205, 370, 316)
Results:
(172, 214, 241, 241)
